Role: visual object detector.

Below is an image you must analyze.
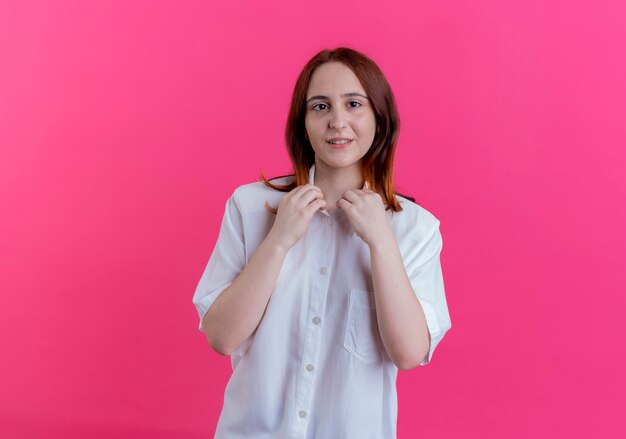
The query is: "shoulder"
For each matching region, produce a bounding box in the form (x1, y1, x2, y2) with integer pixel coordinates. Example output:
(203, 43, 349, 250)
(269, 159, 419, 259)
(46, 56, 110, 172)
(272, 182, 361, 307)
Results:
(392, 194, 441, 242)
(230, 175, 295, 214)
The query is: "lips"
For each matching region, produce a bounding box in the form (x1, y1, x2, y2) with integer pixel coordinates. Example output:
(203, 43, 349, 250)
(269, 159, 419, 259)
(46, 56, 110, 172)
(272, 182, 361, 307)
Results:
(326, 137, 353, 145)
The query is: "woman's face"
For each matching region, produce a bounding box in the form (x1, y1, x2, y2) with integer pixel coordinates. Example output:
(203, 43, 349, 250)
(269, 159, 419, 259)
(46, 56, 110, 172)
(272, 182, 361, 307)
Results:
(304, 62, 377, 171)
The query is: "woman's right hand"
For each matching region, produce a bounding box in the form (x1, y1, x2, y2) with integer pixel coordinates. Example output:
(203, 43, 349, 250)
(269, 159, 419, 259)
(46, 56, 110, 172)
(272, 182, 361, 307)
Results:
(266, 184, 327, 251)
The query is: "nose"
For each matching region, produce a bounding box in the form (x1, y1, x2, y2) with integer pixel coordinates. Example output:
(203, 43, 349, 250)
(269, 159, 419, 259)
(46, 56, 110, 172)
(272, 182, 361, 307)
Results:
(328, 106, 348, 129)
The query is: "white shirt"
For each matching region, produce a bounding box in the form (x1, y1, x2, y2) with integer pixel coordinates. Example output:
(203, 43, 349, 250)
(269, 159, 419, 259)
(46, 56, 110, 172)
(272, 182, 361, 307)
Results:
(193, 163, 452, 439)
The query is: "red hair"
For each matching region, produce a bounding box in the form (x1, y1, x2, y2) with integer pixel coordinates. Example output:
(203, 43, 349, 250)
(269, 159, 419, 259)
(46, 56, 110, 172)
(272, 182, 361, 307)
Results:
(260, 46, 415, 214)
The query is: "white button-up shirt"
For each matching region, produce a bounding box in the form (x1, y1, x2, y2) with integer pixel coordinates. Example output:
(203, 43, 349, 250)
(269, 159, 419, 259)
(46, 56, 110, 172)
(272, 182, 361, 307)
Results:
(193, 163, 452, 438)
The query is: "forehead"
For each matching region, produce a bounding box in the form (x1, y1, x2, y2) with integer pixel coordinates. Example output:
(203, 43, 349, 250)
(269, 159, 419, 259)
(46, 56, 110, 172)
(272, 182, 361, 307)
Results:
(307, 62, 365, 96)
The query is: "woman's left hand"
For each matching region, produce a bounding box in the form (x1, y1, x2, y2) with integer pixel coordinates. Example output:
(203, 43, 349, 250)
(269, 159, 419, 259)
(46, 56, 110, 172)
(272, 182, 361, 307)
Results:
(337, 188, 393, 247)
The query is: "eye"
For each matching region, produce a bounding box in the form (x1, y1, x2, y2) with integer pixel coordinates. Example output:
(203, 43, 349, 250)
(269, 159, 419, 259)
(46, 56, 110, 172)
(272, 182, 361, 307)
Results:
(312, 103, 328, 111)
(348, 101, 362, 108)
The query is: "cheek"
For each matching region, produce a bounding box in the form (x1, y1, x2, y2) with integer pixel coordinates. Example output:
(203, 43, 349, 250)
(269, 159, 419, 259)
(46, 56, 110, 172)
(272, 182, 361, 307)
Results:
(368, 116, 378, 136)
(358, 116, 377, 136)
(305, 118, 324, 136)
(304, 115, 314, 130)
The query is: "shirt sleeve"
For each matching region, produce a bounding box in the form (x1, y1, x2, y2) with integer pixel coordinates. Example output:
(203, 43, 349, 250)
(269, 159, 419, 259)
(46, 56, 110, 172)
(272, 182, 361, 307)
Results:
(402, 217, 452, 366)
(192, 189, 246, 334)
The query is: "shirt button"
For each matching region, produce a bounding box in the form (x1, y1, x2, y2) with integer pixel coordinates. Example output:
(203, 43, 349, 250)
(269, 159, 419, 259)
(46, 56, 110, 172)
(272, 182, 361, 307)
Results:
(306, 364, 315, 372)
(312, 316, 321, 325)
(319, 267, 327, 275)
(299, 410, 307, 418)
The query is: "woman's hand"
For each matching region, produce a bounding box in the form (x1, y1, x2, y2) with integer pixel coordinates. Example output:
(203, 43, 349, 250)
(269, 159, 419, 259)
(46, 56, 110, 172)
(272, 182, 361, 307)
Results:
(266, 184, 327, 250)
(337, 188, 392, 247)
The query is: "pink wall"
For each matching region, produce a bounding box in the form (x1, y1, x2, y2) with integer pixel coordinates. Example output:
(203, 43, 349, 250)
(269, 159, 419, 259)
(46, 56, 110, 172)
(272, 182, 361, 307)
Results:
(1, 1, 625, 437)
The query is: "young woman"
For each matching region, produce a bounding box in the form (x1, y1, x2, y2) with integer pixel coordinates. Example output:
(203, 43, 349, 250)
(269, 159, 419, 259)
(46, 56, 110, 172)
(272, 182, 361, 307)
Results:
(193, 47, 452, 438)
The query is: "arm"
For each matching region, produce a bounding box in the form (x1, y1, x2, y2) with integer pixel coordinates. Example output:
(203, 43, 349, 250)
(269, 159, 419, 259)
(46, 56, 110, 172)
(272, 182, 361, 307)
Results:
(197, 184, 326, 355)
(337, 188, 450, 369)
(204, 234, 289, 356)
(369, 228, 431, 370)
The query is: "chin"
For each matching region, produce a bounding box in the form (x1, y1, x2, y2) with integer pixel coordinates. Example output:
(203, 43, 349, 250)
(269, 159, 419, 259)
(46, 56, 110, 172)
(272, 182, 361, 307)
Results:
(326, 160, 362, 171)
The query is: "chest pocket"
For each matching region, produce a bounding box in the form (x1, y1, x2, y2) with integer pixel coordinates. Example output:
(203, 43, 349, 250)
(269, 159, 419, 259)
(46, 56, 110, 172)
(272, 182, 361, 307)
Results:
(343, 288, 382, 364)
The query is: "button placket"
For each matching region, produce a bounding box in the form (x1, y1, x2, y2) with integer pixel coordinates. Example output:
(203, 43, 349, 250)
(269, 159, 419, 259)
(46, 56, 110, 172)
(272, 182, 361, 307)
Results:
(294, 267, 328, 426)
(292, 210, 337, 435)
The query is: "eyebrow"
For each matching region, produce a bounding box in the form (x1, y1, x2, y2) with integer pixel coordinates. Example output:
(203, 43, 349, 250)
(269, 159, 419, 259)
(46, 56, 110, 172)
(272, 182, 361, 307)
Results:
(305, 92, 369, 103)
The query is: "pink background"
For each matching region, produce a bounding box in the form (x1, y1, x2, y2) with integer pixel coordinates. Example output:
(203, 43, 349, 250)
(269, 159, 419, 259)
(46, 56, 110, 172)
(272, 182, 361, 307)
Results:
(1, 1, 625, 438)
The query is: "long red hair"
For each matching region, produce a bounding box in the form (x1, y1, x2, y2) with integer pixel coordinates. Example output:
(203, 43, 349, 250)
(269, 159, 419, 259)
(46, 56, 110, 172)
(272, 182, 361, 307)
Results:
(260, 46, 416, 214)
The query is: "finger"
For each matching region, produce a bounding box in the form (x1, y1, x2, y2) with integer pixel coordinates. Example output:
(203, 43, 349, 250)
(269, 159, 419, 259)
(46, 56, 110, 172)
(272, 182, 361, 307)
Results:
(291, 184, 322, 203)
(336, 198, 350, 210)
(305, 197, 327, 215)
(297, 186, 324, 209)
(341, 189, 360, 202)
(284, 184, 314, 208)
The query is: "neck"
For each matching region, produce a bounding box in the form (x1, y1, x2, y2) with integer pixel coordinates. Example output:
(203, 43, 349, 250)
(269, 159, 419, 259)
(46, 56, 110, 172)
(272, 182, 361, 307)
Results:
(314, 161, 364, 211)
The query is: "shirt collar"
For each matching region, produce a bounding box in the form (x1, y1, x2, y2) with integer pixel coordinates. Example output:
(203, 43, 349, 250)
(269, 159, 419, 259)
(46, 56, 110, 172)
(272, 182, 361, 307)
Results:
(308, 163, 370, 237)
